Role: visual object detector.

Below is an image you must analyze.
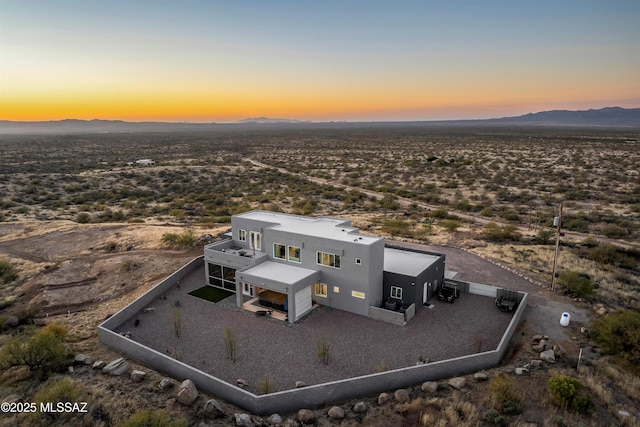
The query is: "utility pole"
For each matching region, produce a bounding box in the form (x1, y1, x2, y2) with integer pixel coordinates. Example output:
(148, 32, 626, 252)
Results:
(551, 204, 563, 292)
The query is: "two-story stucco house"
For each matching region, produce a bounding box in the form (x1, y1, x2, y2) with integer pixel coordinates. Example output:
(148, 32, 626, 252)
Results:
(204, 210, 444, 324)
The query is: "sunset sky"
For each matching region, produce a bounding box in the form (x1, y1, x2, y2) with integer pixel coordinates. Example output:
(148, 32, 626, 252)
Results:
(1, 1, 639, 122)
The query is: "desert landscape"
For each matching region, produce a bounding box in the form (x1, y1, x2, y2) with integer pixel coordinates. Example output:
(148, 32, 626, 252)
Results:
(0, 125, 638, 426)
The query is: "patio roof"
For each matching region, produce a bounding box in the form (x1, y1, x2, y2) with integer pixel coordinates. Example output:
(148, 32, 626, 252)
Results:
(238, 261, 319, 291)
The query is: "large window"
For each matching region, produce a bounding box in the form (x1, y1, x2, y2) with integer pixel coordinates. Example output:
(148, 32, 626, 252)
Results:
(273, 243, 286, 259)
(315, 282, 328, 297)
(390, 286, 402, 299)
(208, 263, 236, 291)
(288, 246, 301, 263)
(316, 251, 341, 268)
(238, 229, 246, 242)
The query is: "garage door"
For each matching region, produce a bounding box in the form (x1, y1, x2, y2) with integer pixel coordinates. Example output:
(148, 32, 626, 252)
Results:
(294, 286, 312, 321)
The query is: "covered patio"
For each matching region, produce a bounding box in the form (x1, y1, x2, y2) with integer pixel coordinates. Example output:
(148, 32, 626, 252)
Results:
(236, 261, 320, 323)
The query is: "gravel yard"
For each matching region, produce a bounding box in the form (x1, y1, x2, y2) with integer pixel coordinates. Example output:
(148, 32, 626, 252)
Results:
(116, 256, 516, 394)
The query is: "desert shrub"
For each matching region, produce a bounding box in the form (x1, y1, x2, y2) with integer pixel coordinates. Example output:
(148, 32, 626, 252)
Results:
(30, 377, 88, 424)
(316, 337, 331, 365)
(484, 409, 507, 426)
(258, 375, 275, 394)
(429, 208, 450, 219)
(535, 228, 554, 245)
(558, 271, 596, 299)
(381, 219, 414, 238)
(548, 374, 594, 413)
(121, 409, 188, 427)
(161, 231, 196, 248)
(582, 242, 637, 270)
(121, 258, 140, 272)
(489, 375, 522, 415)
(0, 258, 18, 284)
(602, 224, 628, 238)
(75, 212, 91, 223)
(223, 327, 236, 362)
(441, 219, 461, 232)
(482, 223, 521, 242)
(0, 323, 72, 378)
(590, 310, 640, 373)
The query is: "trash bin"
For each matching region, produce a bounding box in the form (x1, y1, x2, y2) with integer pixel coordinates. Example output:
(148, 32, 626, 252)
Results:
(560, 312, 570, 326)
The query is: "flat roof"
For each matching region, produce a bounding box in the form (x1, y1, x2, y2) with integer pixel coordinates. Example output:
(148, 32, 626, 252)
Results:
(235, 210, 382, 245)
(240, 261, 318, 286)
(383, 247, 441, 277)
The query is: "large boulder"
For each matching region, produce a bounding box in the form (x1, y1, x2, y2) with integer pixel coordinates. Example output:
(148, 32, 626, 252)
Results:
(268, 413, 282, 425)
(102, 358, 129, 376)
(394, 389, 410, 403)
(234, 413, 254, 427)
(130, 370, 146, 382)
(422, 381, 438, 393)
(448, 377, 467, 390)
(298, 409, 314, 423)
(203, 399, 225, 418)
(378, 392, 390, 405)
(353, 401, 367, 413)
(328, 406, 345, 419)
(540, 349, 556, 363)
(159, 377, 174, 390)
(4, 316, 19, 328)
(176, 379, 198, 405)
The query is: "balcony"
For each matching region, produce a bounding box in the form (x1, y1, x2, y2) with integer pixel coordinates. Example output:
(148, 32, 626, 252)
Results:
(204, 239, 267, 269)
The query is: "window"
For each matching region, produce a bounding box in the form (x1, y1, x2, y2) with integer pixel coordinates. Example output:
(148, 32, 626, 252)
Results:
(208, 263, 236, 291)
(315, 282, 328, 297)
(355, 258, 361, 265)
(273, 243, 286, 259)
(351, 290, 365, 299)
(238, 229, 246, 242)
(249, 231, 261, 250)
(288, 246, 301, 263)
(333, 286, 340, 293)
(391, 286, 402, 299)
(316, 251, 341, 268)
(243, 283, 254, 297)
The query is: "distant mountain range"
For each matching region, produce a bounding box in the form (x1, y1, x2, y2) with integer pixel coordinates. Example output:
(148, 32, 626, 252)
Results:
(0, 107, 638, 134)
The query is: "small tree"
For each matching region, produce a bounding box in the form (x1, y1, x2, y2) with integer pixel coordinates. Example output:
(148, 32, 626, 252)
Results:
(0, 323, 72, 378)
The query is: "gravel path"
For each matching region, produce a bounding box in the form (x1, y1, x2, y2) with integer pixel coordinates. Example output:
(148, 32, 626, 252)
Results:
(116, 257, 515, 394)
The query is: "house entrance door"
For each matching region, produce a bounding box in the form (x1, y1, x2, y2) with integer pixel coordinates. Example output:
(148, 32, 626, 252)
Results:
(423, 282, 431, 304)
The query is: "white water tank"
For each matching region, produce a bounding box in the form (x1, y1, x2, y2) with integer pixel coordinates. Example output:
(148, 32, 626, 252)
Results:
(560, 312, 570, 326)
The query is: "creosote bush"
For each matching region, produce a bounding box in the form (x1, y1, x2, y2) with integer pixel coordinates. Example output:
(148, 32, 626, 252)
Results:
(482, 222, 521, 242)
(590, 310, 640, 374)
(548, 374, 594, 414)
(161, 231, 196, 248)
(488, 375, 522, 415)
(0, 258, 18, 284)
(558, 271, 596, 299)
